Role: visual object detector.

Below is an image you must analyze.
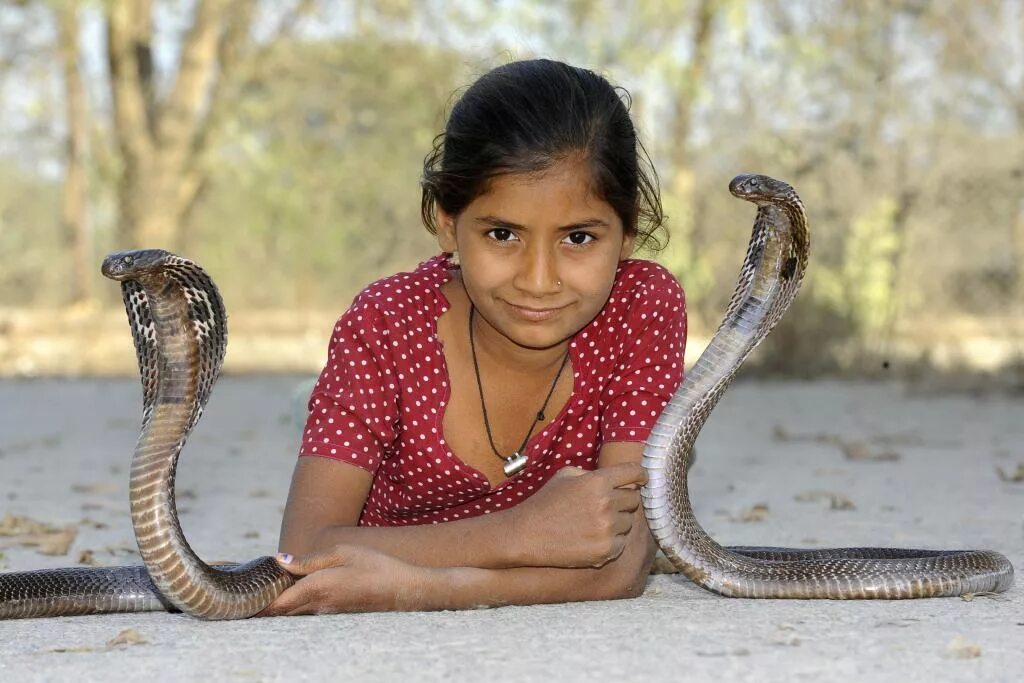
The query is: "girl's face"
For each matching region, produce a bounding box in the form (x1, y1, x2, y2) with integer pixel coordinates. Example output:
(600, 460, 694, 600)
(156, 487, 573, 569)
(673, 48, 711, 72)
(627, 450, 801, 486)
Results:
(437, 157, 634, 351)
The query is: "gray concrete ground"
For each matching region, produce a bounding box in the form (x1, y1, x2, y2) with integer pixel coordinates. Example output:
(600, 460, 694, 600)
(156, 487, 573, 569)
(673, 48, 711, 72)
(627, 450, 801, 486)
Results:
(0, 376, 1021, 682)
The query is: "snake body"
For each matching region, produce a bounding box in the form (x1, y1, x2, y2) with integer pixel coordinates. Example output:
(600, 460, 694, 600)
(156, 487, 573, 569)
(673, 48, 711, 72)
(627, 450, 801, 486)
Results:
(0, 175, 1013, 619)
(0, 250, 293, 619)
(642, 174, 1014, 598)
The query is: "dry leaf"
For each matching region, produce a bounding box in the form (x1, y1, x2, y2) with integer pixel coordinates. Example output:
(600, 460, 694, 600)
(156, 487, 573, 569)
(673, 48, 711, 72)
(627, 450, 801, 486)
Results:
(4, 439, 35, 454)
(49, 645, 99, 654)
(874, 618, 922, 628)
(243, 530, 260, 539)
(78, 550, 97, 565)
(772, 426, 840, 444)
(49, 628, 150, 654)
(732, 503, 770, 522)
(0, 514, 78, 555)
(946, 636, 981, 659)
(100, 543, 140, 557)
(829, 495, 855, 511)
(995, 464, 1024, 483)
(869, 432, 925, 446)
(0, 513, 42, 535)
(107, 628, 148, 648)
(78, 518, 109, 529)
(71, 482, 118, 495)
(696, 647, 751, 657)
(795, 491, 856, 510)
(841, 441, 900, 462)
(872, 433, 960, 449)
(31, 528, 78, 555)
(771, 634, 801, 647)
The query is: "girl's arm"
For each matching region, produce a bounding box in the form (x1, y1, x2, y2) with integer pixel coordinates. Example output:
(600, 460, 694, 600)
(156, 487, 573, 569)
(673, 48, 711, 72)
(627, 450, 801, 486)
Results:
(278, 455, 528, 569)
(262, 442, 657, 615)
(279, 446, 649, 572)
(261, 502, 654, 616)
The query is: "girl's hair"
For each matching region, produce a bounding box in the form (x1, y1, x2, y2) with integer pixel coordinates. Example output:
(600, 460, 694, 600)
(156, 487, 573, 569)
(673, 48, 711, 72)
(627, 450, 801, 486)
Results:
(420, 59, 667, 253)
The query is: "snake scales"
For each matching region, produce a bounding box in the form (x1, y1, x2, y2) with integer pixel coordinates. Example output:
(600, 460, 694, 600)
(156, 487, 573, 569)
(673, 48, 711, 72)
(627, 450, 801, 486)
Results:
(0, 174, 1012, 620)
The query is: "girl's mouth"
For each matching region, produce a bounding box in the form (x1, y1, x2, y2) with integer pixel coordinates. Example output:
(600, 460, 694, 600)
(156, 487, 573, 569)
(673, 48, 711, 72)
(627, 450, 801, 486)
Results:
(505, 302, 567, 322)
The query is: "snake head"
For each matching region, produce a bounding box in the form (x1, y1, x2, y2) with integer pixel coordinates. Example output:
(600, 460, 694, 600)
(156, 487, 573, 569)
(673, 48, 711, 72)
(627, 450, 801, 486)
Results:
(729, 174, 794, 205)
(101, 249, 174, 281)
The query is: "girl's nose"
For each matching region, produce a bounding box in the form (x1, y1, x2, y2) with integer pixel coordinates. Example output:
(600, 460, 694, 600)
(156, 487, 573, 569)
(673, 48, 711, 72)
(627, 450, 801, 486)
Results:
(514, 245, 561, 297)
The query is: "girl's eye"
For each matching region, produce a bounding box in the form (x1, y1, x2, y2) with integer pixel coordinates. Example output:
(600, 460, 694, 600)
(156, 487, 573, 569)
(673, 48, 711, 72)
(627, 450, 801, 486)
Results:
(564, 231, 595, 246)
(487, 228, 517, 242)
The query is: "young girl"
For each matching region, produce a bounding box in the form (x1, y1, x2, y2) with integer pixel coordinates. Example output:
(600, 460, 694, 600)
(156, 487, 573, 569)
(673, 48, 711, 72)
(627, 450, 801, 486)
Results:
(260, 58, 686, 616)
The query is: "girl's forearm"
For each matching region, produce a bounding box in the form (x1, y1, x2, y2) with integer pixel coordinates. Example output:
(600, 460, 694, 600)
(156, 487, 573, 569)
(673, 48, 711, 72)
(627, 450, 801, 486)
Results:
(418, 522, 656, 609)
(425, 561, 638, 609)
(295, 508, 529, 570)
(392, 512, 656, 610)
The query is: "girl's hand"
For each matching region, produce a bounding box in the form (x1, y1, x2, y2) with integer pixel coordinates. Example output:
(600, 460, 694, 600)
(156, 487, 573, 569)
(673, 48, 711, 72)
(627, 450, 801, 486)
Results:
(510, 462, 646, 569)
(257, 545, 434, 617)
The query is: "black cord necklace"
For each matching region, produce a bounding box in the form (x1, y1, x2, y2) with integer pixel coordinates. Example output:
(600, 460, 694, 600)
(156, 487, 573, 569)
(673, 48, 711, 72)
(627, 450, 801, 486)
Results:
(468, 304, 571, 477)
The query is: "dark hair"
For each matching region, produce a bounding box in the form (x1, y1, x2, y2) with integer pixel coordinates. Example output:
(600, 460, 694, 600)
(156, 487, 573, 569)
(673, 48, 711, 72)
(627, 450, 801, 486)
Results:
(420, 59, 667, 253)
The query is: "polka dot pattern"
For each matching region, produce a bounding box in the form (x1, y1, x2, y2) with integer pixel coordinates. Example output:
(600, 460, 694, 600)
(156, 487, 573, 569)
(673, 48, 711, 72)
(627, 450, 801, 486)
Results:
(299, 253, 686, 527)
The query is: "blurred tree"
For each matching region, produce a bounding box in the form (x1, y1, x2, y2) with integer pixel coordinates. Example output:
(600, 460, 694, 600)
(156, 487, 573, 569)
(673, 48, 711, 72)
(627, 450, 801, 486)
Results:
(926, 0, 1024, 335)
(0, 0, 69, 305)
(105, 0, 257, 250)
(0, 0, 1021, 378)
(189, 34, 465, 307)
(55, 0, 91, 304)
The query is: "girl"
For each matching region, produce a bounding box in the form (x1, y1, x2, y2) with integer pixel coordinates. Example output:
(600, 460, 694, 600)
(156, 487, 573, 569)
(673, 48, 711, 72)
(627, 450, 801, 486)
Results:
(261, 58, 687, 616)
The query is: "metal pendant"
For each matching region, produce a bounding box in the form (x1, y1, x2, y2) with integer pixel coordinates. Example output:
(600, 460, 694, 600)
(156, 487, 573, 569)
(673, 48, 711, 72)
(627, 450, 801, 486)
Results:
(503, 452, 529, 477)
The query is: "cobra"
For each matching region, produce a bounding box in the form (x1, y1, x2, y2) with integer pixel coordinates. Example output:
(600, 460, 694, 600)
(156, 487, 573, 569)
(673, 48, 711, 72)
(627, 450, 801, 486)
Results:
(0, 250, 294, 619)
(0, 175, 1012, 619)
(642, 174, 1014, 598)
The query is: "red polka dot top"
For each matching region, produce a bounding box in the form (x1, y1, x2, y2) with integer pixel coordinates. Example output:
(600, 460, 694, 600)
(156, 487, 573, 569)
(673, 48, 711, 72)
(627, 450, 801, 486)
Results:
(299, 253, 686, 526)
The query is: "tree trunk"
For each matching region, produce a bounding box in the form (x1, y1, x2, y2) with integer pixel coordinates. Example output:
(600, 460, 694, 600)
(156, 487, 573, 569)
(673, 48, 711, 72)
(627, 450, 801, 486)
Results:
(56, 0, 92, 304)
(662, 0, 722, 318)
(669, 0, 718, 178)
(105, 0, 253, 250)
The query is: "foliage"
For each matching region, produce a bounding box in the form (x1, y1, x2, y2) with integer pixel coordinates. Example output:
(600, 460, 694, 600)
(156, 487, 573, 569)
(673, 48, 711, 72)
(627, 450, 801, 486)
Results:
(0, 0, 1021, 377)
(0, 165, 66, 306)
(189, 35, 466, 308)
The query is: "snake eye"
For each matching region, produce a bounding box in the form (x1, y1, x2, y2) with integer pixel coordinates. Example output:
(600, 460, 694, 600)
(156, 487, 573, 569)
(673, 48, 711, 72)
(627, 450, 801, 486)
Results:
(123, 255, 134, 266)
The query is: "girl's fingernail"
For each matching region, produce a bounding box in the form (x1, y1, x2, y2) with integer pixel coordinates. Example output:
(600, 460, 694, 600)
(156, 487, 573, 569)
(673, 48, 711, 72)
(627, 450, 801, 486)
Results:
(277, 553, 292, 564)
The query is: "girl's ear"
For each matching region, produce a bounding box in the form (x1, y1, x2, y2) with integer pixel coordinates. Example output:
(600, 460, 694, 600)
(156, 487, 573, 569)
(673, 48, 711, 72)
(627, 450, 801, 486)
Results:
(619, 231, 635, 260)
(436, 207, 458, 252)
